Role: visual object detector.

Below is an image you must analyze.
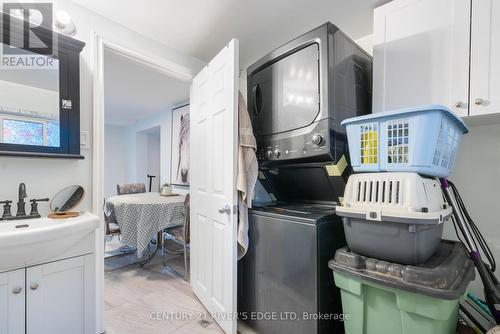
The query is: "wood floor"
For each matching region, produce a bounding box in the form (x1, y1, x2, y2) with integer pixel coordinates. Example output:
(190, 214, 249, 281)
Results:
(104, 239, 224, 334)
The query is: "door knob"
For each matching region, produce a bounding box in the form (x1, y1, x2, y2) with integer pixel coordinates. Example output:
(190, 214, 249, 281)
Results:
(474, 98, 484, 105)
(12, 287, 22, 294)
(30, 283, 39, 290)
(454, 101, 463, 108)
(218, 205, 231, 215)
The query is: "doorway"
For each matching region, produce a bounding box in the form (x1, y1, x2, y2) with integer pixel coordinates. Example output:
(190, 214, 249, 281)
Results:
(94, 36, 224, 334)
(102, 46, 190, 198)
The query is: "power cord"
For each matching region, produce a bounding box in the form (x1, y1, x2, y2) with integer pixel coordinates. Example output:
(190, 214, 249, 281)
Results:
(449, 181, 496, 272)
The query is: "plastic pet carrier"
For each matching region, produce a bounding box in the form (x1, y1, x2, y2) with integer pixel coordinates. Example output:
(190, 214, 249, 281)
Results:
(336, 172, 452, 264)
(328, 240, 475, 334)
(341, 105, 469, 177)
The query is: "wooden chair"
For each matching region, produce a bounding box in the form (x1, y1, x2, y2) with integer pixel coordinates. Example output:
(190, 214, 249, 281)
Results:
(163, 193, 190, 281)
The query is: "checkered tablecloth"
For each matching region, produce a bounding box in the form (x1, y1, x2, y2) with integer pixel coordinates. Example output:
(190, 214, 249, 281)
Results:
(105, 193, 185, 257)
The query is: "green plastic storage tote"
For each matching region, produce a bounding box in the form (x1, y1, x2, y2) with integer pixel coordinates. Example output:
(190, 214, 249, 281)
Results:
(340, 105, 469, 177)
(328, 240, 475, 334)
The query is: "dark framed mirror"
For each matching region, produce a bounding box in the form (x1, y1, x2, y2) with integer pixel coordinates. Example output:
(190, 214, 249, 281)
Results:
(0, 12, 85, 158)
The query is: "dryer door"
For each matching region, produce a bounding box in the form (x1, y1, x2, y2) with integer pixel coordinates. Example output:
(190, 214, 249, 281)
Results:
(249, 43, 321, 136)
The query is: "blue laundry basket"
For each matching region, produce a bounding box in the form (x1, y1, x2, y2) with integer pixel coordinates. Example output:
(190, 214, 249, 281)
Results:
(341, 105, 469, 177)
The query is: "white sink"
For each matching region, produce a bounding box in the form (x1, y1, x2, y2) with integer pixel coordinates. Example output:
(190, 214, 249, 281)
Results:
(0, 212, 99, 272)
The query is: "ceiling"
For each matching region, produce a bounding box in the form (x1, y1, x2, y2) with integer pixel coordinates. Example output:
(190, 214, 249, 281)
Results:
(73, 0, 389, 69)
(104, 48, 190, 126)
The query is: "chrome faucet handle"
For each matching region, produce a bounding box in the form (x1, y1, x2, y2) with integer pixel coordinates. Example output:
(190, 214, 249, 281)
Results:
(31, 198, 49, 202)
(0, 200, 12, 219)
(29, 198, 49, 217)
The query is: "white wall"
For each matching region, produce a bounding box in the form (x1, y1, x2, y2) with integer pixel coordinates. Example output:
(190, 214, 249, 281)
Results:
(125, 108, 170, 186)
(104, 101, 190, 197)
(134, 129, 161, 192)
(105, 124, 163, 198)
(134, 132, 148, 188)
(103, 125, 128, 198)
(443, 123, 500, 298)
(355, 34, 374, 55)
(146, 133, 161, 192)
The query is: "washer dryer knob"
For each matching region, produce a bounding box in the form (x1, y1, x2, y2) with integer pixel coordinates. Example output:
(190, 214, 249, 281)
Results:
(312, 134, 323, 145)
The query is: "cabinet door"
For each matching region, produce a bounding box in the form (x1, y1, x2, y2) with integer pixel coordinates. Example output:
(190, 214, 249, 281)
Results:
(27, 255, 95, 334)
(373, 0, 470, 116)
(470, 0, 500, 116)
(0, 269, 25, 334)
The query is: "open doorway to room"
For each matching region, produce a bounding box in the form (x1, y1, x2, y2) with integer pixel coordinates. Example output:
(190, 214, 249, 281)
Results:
(102, 47, 190, 199)
(99, 45, 222, 334)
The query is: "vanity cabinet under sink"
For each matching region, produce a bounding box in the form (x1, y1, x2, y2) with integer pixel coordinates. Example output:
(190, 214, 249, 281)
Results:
(0, 213, 98, 334)
(0, 254, 95, 334)
(0, 268, 24, 334)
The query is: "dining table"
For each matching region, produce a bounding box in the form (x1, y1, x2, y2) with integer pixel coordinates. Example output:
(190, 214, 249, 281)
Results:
(105, 192, 186, 260)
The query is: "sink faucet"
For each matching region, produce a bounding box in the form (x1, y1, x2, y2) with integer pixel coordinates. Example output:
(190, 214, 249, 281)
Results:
(0, 183, 48, 221)
(16, 183, 27, 217)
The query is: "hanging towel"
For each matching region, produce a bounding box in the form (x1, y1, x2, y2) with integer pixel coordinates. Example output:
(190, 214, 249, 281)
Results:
(237, 91, 258, 260)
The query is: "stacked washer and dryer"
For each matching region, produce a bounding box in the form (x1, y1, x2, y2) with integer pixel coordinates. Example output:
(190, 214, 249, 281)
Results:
(237, 23, 372, 334)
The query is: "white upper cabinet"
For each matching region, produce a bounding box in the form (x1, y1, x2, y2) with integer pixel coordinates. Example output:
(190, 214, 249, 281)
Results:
(470, 0, 500, 116)
(373, 0, 471, 116)
(374, 0, 500, 119)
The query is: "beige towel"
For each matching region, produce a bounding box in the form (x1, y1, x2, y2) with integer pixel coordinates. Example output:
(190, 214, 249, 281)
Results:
(237, 91, 258, 260)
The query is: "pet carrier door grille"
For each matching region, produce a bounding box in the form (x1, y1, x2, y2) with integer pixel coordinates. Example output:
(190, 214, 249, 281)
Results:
(355, 179, 402, 205)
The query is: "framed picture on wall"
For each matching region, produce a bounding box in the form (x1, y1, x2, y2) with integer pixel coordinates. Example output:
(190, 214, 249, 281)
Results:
(171, 104, 190, 186)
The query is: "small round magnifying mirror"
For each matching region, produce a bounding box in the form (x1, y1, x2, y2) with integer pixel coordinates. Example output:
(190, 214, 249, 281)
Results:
(48, 185, 84, 219)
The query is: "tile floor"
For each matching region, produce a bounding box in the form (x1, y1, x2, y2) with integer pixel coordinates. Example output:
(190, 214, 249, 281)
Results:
(104, 238, 224, 334)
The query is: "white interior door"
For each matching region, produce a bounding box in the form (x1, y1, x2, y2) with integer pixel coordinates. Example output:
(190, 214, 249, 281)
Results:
(190, 39, 239, 334)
